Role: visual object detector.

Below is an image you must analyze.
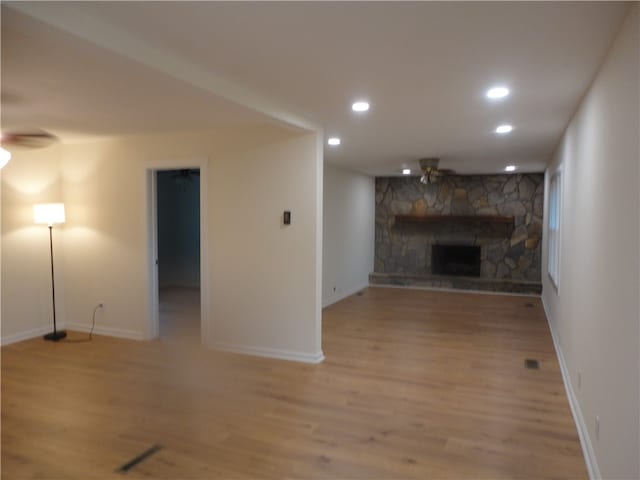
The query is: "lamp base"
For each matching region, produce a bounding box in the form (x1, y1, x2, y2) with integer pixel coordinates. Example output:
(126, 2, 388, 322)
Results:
(43, 331, 67, 341)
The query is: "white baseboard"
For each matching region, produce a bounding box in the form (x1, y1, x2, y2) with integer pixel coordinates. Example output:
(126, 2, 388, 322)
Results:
(210, 341, 324, 364)
(322, 282, 369, 308)
(66, 322, 147, 341)
(541, 296, 600, 480)
(369, 283, 540, 298)
(1, 325, 55, 346)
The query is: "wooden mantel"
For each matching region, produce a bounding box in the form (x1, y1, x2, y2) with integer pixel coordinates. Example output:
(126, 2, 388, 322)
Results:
(395, 214, 514, 225)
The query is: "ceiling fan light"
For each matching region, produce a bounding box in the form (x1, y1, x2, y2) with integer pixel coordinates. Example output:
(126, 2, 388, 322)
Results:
(0, 147, 11, 169)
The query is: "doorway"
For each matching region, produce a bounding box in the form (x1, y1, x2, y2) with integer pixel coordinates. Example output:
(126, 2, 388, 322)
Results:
(148, 160, 208, 346)
(156, 168, 200, 344)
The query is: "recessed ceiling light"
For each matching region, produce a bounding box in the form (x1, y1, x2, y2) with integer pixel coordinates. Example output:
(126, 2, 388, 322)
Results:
(505, 165, 516, 172)
(327, 137, 341, 146)
(486, 86, 510, 99)
(402, 169, 411, 175)
(495, 124, 513, 134)
(352, 101, 370, 112)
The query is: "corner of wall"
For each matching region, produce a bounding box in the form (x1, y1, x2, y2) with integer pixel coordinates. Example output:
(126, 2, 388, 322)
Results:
(322, 164, 375, 308)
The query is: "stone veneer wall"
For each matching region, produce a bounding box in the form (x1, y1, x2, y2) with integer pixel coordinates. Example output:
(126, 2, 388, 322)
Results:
(374, 174, 544, 287)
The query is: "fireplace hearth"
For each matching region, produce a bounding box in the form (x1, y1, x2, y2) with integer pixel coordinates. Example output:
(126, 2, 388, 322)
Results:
(432, 244, 481, 277)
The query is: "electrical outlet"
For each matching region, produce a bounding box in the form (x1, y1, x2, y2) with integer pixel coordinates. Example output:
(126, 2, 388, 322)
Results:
(577, 371, 581, 389)
(595, 416, 600, 441)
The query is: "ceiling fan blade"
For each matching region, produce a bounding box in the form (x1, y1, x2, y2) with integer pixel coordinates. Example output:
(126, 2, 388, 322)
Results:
(1, 130, 58, 149)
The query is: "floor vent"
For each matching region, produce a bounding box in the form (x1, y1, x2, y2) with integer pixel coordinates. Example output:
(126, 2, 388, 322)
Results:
(117, 444, 162, 473)
(524, 302, 535, 308)
(524, 359, 540, 369)
(357, 291, 365, 296)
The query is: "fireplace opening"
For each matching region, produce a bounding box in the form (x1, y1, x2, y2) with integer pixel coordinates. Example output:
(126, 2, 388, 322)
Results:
(432, 244, 481, 277)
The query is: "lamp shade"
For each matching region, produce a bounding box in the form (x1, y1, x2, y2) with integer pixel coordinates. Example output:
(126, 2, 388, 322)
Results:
(33, 203, 66, 226)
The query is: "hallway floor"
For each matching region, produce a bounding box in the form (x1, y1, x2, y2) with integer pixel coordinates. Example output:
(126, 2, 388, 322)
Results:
(158, 286, 200, 345)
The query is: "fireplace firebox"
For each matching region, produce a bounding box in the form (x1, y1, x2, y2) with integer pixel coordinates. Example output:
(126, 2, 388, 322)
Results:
(432, 245, 481, 277)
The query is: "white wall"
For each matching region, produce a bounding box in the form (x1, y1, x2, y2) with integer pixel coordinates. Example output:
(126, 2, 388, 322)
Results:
(322, 163, 374, 307)
(0, 145, 67, 343)
(541, 6, 639, 479)
(2, 126, 324, 363)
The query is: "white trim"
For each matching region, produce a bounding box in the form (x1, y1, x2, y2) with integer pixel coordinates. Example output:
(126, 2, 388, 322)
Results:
(323, 282, 369, 308)
(66, 322, 147, 341)
(369, 283, 541, 298)
(541, 296, 600, 480)
(314, 132, 324, 357)
(210, 342, 325, 364)
(198, 162, 210, 347)
(147, 169, 160, 339)
(1, 325, 54, 346)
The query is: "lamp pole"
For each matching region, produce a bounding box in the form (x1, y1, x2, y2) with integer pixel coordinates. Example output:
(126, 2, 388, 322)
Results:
(34, 203, 67, 341)
(44, 224, 66, 341)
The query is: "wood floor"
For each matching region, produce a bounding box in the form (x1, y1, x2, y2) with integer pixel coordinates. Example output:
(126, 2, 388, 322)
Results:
(1, 287, 587, 479)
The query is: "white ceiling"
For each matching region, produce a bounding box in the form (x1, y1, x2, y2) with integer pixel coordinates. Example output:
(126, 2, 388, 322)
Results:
(1, 2, 629, 175)
(0, 9, 277, 141)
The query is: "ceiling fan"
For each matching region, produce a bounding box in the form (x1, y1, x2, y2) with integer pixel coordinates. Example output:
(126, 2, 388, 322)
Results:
(1, 128, 59, 149)
(0, 128, 59, 169)
(172, 169, 200, 181)
(419, 157, 455, 184)
(171, 169, 200, 191)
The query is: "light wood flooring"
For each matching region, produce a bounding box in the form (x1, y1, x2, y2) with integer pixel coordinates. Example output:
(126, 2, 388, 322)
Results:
(1, 287, 587, 479)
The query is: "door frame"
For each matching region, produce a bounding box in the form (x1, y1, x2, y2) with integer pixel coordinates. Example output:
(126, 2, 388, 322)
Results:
(146, 157, 209, 345)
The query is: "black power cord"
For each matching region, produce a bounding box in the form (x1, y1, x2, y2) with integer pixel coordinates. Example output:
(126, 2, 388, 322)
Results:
(88, 303, 103, 340)
(63, 303, 103, 343)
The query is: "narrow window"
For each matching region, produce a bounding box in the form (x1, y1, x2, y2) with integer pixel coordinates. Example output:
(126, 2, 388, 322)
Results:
(548, 171, 561, 289)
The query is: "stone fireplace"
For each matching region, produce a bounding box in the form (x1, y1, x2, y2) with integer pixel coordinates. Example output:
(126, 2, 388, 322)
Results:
(370, 174, 544, 294)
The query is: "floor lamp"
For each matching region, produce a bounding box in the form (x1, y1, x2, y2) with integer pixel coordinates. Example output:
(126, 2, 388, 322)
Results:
(34, 203, 67, 341)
